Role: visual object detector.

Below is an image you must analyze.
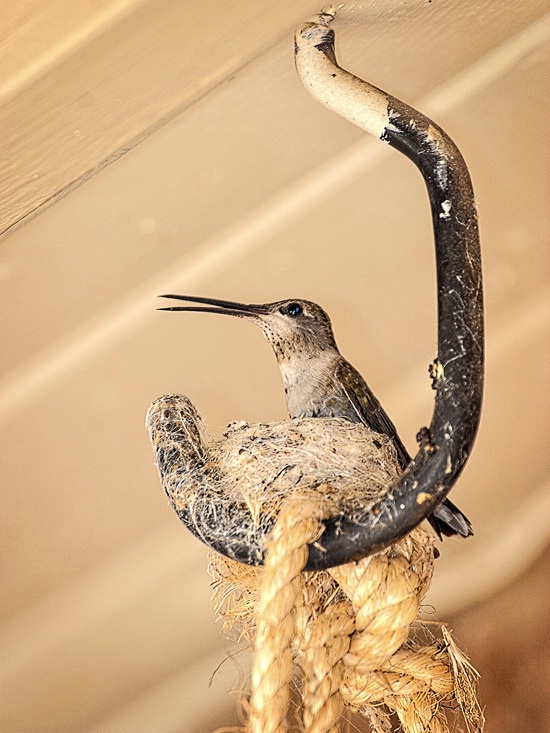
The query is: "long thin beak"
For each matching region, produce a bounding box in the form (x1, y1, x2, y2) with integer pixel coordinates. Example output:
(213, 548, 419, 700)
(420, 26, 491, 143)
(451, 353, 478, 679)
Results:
(157, 294, 268, 317)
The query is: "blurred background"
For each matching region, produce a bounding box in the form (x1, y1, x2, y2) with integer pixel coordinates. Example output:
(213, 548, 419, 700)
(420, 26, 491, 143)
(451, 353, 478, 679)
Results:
(1, 1, 549, 731)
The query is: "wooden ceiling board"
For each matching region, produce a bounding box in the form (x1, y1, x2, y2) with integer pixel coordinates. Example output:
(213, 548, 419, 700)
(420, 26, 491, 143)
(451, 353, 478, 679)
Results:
(0, 0, 146, 95)
(0, 0, 325, 234)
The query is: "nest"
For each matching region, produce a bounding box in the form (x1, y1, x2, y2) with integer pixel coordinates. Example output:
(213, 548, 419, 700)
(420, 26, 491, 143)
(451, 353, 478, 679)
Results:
(146, 393, 403, 565)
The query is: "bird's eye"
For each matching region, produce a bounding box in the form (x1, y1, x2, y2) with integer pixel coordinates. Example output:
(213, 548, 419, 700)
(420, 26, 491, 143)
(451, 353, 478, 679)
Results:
(285, 302, 303, 317)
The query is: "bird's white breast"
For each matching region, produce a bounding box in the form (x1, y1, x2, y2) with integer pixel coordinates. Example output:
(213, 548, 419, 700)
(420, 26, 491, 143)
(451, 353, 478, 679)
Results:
(279, 352, 340, 418)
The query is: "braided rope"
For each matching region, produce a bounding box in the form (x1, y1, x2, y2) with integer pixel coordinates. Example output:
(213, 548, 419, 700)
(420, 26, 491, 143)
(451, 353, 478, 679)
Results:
(302, 601, 355, 733)
(249, 495, 324, 733)
(209, 504, 480, 733)
(330, 528, 435, 674)
(246, 500, 463, 733)
(342, 645, 455, 710)
(207, 504, 480, 733)
(329, 529, 454, 731)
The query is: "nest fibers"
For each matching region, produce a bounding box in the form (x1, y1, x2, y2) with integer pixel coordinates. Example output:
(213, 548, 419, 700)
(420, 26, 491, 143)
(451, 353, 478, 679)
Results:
(146, 394, 482, 732)
(146, 393, 403, 564)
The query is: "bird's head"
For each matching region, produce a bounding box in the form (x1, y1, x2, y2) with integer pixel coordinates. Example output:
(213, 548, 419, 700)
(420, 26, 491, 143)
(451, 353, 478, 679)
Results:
(158, 295, 339, 361)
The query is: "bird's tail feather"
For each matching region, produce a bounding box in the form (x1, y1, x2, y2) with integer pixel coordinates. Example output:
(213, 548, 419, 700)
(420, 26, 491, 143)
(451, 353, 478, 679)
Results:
(428, 498, 473, 539)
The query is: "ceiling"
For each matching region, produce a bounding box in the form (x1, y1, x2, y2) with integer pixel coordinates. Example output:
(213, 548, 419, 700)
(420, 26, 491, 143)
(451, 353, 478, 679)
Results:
(1, 2, 549, 731)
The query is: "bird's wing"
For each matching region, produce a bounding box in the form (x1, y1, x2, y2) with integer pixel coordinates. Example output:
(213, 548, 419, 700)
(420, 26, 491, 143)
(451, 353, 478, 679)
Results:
(335, 359, 411, 469)
(336, 360, 473, 539)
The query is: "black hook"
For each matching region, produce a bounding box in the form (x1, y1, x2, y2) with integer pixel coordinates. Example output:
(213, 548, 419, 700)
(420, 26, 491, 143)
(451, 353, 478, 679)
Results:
(150, 16, 484, 571)
(296, 18, 484, 569)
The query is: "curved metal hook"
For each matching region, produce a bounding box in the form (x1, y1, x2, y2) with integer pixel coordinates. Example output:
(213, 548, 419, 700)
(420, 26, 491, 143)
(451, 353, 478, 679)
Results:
(294, 11, 484, 569)
(151, 12, 484, 571)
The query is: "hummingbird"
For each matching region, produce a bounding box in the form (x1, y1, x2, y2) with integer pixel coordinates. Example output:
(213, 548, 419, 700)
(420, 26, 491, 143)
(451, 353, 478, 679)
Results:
(159, 295, 472, 539)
